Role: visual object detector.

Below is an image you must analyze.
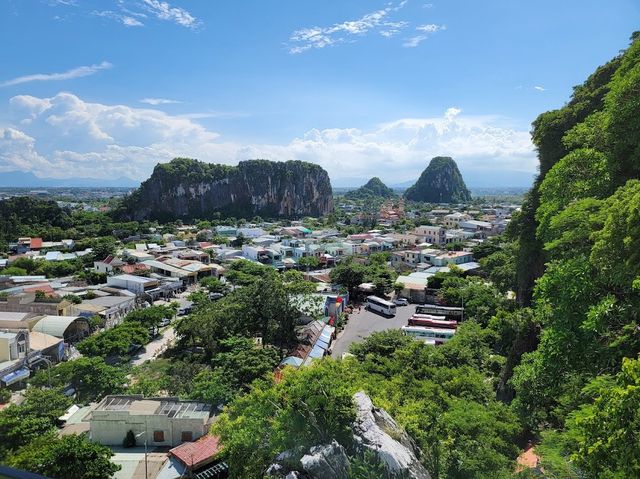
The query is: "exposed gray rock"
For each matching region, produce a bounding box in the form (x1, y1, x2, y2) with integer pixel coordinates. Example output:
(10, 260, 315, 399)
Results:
(300, 441, 350, 479)
(352, 392, 431, 479)
(266, 393, 431, 479)
(120, 157, 334, 221)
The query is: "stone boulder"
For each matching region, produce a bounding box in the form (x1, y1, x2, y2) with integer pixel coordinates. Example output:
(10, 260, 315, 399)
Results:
(266, 392, 431, 479)
(353, 392, 431, 479)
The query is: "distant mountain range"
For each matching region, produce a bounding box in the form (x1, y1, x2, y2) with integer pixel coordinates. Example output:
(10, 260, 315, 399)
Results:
(332, 170, 536, 189)
(1, 168, 536, 190)
(0, 171, 139, 188)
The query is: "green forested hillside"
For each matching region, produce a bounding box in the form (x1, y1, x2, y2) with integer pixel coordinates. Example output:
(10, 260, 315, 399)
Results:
(503, 32, 640, 477)
(344, 177, 395, 200)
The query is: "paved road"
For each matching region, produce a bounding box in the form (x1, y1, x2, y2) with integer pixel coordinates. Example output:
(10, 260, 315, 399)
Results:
(131, 326, 175, 366)
(331, 304, 416, 358)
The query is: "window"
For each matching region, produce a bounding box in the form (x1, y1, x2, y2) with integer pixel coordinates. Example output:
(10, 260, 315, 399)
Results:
(181, 431, 193, 442)
(153, 430, 165, 442)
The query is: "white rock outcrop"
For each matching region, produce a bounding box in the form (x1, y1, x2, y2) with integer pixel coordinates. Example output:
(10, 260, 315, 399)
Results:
(266, 392, 431, 479)
(353, 391, 431, 479)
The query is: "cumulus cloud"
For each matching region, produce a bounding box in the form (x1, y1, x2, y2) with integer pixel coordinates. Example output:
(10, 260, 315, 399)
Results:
(288, 2, 410, 53)
(2, 93, 536, 182)
(0, 61, 112, 87)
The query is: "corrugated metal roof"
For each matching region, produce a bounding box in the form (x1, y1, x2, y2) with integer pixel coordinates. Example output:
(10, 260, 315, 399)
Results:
(32, 315, 84, 338)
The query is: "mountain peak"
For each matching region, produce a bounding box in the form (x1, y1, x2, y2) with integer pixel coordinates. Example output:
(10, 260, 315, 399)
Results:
(404, 156, 471, 203)
(344, 176, 395, 200)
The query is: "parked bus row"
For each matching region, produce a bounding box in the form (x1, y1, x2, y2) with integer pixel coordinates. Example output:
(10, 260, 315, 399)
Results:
(402, 308, 460, 345)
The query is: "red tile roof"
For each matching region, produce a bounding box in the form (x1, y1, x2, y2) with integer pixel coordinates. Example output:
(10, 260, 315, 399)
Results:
(30, 238, 43, 249)
(169, 435, 222, 469)
(24, 285, 55, 295)
(120, 264, 149, 275)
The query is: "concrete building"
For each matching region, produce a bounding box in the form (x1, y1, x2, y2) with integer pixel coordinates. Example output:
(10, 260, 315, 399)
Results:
(414, 226, 446, 246)
(107, 274, 159, 295)
(0, 293, 72, 316)
(90, 396, 214, 447)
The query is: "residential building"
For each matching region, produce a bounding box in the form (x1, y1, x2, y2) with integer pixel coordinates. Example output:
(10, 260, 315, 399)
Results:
(443, 212, 471, 229)
(89, 395, 214, 447)
(107, 274, 160, 295)
(414, 226, 446, 246)
(94, 255, 126, 275)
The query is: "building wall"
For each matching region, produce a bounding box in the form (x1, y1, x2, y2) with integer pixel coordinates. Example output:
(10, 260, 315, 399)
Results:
(0, 300, 69, 316)
(90, 412, 209, 447)
(0, 337, 12, 361)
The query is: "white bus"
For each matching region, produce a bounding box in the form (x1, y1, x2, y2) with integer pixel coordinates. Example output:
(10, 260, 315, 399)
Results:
(401, 325, 455, 344)
(366, 296, 396, 316)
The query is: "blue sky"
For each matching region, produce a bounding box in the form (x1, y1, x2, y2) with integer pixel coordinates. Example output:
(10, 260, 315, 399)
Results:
(0, 0, 637, 186)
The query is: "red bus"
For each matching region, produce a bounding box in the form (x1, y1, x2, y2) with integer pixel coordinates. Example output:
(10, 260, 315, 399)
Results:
(408, 315, 458, 329)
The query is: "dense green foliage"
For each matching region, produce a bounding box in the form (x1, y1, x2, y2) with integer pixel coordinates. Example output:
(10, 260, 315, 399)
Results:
(31, 357, 126, 401)
(404, 156, 471, 203)
(9, 434, 120, 479)
(215, 323, 522, 479)
(0, 197, 71, 248)
(330, 254, 397, 298)
(501, 33, 640, 477)
(177, 264, 318, 358)
(0, 388, 72, 460)
(77, 321, 149, 358)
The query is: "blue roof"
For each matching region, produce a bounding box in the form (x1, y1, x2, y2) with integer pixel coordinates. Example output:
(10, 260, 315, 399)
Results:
(280, 356, 304, 367)
(309, 345, 326, 359)
(1, 367, 30, 386)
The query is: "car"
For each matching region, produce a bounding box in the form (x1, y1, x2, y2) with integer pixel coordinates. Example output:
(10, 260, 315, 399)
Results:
(393, 298, 409, 306)
(178, 307, 192, 316)
(158, 318, 171, 327)
(209, 292, 224, 301)
(127, 343, 143, 355)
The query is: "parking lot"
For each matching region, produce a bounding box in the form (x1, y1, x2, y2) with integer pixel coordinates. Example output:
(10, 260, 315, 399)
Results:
(331, 303, 416, 358)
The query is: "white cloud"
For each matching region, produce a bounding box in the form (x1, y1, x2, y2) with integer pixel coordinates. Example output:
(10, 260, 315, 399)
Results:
(52, 0, 198, 30)
(417, 23, 444, 33)
(403, 24, 445, 47)
(534, 85, 546, 91)
(288, 2, 410, 53)
(0, 61, 112, 87)
(139, 98, 181, 105)
(92, 10, 144, 27)
(122, 16, 144, 26)
(141, 0, 200, 29)
(2, 93, 536, 182)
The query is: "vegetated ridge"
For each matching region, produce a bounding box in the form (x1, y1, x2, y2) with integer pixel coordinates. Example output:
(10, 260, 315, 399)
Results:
(343, 177, 396, 200)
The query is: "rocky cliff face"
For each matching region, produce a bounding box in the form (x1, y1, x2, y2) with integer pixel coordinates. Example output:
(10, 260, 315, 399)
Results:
(404, 157, 471, 203)
(120, 158, 334, 220)
(266, 392, 432, 479)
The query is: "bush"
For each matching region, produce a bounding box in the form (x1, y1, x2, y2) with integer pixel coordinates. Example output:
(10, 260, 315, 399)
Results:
(0, 388, 11, 404)
(122, 430, 136, 448)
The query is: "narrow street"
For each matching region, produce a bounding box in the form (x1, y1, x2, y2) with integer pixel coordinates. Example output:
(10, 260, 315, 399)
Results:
(130, 326, 175, 366)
